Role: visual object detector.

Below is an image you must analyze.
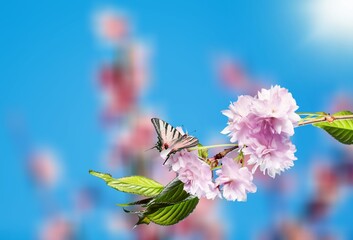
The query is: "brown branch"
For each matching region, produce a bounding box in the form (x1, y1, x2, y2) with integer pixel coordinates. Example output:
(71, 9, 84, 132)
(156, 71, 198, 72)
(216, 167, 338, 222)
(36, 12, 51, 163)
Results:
(298, 114, 353, 127)
(334, 114, 353, 120)
(298, 117, 326, 126)
(206, 145, 238, 168)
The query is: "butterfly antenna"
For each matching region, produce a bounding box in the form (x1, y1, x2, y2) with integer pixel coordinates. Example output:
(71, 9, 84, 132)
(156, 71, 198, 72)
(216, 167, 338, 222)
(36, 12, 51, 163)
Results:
(189, 129, 197, 135)
(144, 145, 157, 152)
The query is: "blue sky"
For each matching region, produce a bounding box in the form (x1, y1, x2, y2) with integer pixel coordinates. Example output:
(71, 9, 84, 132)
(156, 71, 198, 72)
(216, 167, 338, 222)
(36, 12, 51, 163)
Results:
(1, 0, 353, 239)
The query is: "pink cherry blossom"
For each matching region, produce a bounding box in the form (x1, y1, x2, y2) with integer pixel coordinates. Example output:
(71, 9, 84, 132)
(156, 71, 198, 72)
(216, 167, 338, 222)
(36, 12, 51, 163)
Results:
(244, 133, 297, 178)
(254, 85, 300, 135)
(215, 157, 256, 201)
(165, 149, 188, 172)
(222, 85, 300, 178)
(221, 95, 254, 143)
(165, 150, 220, 199)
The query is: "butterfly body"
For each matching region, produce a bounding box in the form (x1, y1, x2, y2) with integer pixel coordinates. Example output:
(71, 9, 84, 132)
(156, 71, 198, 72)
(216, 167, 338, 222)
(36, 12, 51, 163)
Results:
(151, 118, 199, 160)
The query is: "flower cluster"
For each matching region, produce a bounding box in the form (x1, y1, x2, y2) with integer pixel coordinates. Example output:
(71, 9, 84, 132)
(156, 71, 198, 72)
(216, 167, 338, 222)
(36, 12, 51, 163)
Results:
(165, 150, 256, 201)
(166, 150, 220, 199)
(215, 157, 257, 201)
(158, 85, 299, 201)
(222, 85, 300, 178)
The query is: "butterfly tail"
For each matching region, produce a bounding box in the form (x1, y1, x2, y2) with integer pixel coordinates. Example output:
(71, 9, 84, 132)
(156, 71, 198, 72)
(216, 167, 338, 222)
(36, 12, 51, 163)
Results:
(160, 149, 172, 164)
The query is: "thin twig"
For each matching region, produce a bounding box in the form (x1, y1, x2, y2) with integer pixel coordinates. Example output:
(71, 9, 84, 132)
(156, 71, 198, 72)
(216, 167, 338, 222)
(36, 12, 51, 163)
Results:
(206, 145, 238, 168)
(298, 117, 326, 126)
(334, 115, 353, 120)
(297, 114, 353, 127)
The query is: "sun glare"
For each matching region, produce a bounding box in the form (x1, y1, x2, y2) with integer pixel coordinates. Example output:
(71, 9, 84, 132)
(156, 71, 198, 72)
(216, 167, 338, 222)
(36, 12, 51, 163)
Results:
(308, 0, 353, 43)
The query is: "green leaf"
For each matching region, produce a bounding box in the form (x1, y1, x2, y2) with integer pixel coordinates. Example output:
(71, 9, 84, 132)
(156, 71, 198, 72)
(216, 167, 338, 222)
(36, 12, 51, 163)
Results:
(90, 171, 200, 226)
(89, 170, 164, 197)
(197, 143, 208, 159)
(134, 178, 199, 226)
(150, 178, 190, 205)
(117, 198, 153, 207)
(135, 215, 151, 226)
(142, 196, 199, 226)
(313, 111, 353, 145)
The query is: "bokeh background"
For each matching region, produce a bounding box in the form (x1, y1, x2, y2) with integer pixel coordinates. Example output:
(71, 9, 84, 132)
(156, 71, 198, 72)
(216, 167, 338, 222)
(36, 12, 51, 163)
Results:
(2, 0, 353, 239)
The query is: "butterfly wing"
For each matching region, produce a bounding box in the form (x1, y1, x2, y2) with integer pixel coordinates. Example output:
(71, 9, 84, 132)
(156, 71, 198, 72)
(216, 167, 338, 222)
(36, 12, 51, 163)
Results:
(151, 118, 183, 151)
(161, 135, 199, 161)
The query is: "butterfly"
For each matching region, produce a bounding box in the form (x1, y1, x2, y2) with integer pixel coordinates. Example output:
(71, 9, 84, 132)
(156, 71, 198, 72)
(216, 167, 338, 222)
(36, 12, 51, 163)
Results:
(151, 118, 199, 161)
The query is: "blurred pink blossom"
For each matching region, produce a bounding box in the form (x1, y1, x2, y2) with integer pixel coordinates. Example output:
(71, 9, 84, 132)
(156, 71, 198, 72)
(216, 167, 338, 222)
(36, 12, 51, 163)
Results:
(106, 212, 132, 235)
(280, 220, 315, 240)
(99, 64, 138, 121)
(39, 216, 74, 240)
(217, 57, 267, 95)
(106, 116, 156, 167)
(99, 43, 149, 122)
(218, 58, 248, 90)
(313, 163, 340, 204)
(171, 198, 224, 239)
(130, 43, 150, 93)
(73, 187, 99, 214)
(28, 149, 61, 188)
(330, 92, 353, 113)
(122, 116, 155, 151)
(95, 10, 129, 43)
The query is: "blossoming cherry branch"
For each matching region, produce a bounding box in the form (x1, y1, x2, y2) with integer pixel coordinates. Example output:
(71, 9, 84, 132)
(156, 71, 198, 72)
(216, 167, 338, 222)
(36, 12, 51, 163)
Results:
(90, 85, 353, 227)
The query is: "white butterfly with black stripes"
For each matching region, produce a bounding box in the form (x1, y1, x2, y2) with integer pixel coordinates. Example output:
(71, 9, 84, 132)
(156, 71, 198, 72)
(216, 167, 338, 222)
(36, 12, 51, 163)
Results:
(151, 118, 199, 161)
